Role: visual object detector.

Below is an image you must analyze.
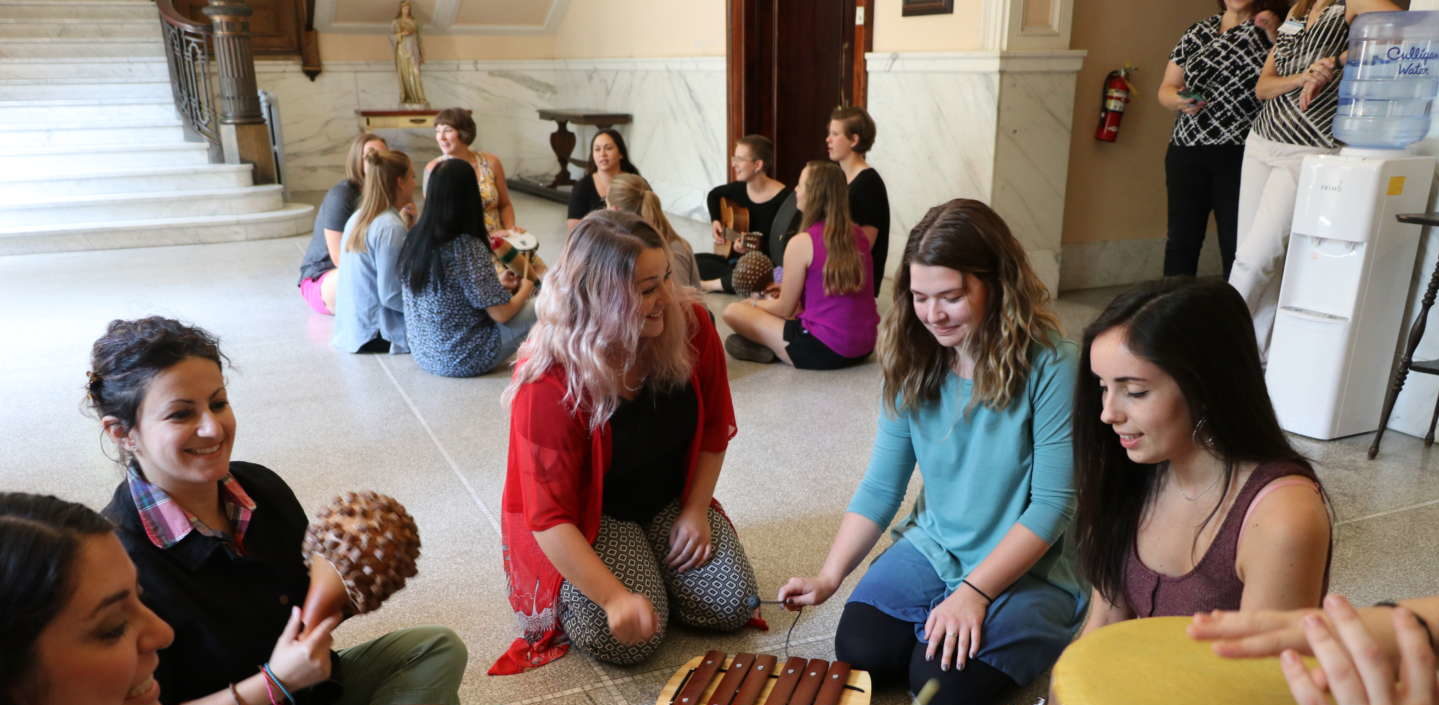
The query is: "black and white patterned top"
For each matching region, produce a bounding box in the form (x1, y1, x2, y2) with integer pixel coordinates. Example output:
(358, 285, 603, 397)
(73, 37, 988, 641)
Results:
(1170, 15, 1275, 146)
(1252, 0, 1350, 148)
(401, 234, 511, 378)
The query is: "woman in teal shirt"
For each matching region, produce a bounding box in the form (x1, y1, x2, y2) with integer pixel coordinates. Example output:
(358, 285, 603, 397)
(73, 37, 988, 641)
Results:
(780, 199, 1085, 704)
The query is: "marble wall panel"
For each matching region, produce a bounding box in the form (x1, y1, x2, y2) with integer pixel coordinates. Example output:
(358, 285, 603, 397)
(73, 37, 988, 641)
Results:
(993, 71, 1076, 290)
(866, 63, 999, 281)
(257, 58, 724, 225)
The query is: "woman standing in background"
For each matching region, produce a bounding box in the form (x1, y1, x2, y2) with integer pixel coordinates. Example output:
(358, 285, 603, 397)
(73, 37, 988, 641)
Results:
(1160, 0, 1285, 278)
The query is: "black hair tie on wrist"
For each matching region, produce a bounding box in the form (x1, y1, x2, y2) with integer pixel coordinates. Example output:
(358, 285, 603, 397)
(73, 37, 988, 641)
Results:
(1375, 600, 1439, 653)
(962, 579, 994, 604)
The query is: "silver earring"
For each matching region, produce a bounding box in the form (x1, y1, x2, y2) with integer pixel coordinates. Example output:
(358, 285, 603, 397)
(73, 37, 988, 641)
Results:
(1192, 416, 1215, 449)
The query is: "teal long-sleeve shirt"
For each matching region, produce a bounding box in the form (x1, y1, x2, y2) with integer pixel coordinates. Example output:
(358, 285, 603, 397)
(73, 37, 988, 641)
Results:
(847, 339, 1083, 601)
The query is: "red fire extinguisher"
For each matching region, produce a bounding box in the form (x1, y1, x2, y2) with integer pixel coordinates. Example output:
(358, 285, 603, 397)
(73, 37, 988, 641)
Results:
(1095, 67, 1135, 142)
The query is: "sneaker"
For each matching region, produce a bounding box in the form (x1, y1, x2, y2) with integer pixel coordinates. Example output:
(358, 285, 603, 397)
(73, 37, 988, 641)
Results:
(725, 334, 777, 363)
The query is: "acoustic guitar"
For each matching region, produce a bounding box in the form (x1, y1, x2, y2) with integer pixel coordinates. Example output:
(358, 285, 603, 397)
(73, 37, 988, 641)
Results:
(717, 196, 763, 258)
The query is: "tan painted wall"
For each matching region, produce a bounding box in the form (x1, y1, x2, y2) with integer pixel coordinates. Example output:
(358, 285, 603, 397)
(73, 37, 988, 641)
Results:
(1062, 0, 1217, 244)
(317, 0, 723, 62)
(873, 0, 985, 52)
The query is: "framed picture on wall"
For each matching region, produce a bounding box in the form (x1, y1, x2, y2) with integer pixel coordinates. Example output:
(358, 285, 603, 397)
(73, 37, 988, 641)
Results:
(902, 0, 954, 16)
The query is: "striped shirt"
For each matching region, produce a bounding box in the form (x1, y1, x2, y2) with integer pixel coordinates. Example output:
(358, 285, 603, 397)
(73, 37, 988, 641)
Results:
(127, 466, 256, 553)
(1171, 15, 1274, 146)
(1252, 0, 1351, 148)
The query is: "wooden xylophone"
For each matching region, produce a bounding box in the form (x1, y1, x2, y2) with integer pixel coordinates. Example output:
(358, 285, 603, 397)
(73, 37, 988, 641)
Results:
(655, 652, 871, 705)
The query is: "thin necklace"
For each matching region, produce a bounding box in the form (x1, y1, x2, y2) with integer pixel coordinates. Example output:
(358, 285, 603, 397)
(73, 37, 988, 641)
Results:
(1174, 464, 1226, 502)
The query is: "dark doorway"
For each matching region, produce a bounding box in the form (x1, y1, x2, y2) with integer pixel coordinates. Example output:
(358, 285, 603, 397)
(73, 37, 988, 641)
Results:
(727, 0, 873, 188)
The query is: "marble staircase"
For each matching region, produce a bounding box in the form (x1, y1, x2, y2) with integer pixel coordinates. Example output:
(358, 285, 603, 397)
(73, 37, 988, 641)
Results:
(0, 0, 313, 256)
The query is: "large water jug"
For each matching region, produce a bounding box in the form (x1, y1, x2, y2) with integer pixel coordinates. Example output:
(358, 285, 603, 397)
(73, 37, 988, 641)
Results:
(1334, 11, 1439, 149)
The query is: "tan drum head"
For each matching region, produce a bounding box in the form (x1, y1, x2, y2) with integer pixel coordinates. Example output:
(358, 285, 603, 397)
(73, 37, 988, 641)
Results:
(1052, 616, 1316, 705)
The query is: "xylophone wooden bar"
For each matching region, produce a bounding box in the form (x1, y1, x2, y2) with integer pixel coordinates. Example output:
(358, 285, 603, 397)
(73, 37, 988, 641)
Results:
(731, 654, 779, 705)
(784, 659, 829, 705)
(676, 651, 727, 705)
(813, 661, 852, 705)
(657, 653, 870, 705)
(704, 652, 756, 705)
(760, 657, 808, 705)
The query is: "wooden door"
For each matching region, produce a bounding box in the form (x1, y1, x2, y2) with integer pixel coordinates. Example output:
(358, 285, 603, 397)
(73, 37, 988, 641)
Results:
(727, 0, 872, 188)
(173, 0, 306, 56)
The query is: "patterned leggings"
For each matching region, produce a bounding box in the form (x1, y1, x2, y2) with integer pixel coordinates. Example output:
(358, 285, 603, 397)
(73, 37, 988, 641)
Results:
(559, 501, 758, 665)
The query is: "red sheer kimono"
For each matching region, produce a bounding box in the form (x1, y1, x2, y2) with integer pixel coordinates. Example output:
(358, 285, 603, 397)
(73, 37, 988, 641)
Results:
(489, 304, 740, 675)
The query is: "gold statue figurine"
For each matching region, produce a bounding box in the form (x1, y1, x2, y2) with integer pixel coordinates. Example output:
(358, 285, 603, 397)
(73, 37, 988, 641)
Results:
(391, 1, 428, 108)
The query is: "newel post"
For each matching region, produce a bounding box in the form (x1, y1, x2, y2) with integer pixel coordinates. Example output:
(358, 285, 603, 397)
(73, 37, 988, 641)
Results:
(203, 0, 278, 185)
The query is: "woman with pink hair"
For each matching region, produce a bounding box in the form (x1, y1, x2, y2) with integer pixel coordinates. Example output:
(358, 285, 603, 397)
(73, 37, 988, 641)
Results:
(489, 210, 760, 673)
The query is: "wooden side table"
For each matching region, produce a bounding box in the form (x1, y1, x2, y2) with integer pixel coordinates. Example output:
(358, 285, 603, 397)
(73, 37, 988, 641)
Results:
(537, 109, 632, 188)
(357, 109, 439, 130)
(1369, 211, 1439, 458)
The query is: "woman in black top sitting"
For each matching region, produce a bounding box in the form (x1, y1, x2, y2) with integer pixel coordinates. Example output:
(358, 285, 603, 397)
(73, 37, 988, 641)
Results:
(827, 106, 890, 296)
(566, 129, 640, 231)
(86, 316, 468, 705)
(697, 134, 793, 294)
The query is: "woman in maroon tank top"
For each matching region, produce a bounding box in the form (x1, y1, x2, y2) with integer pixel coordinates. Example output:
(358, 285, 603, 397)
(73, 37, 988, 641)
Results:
(1070, 278, 1331, 636)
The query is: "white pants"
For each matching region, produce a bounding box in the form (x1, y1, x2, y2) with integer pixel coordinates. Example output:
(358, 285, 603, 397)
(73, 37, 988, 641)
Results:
(1228, 132, 1336, 362)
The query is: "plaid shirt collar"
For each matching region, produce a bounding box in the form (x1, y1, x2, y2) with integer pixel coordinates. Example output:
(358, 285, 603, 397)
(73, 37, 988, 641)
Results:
(126, 466, 257, 552)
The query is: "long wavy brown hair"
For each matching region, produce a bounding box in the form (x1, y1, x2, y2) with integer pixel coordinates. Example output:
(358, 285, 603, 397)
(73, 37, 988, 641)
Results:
(798, 161, 864, 296)
(346, 149, 410, 253)
(880, 199, 1060, 414)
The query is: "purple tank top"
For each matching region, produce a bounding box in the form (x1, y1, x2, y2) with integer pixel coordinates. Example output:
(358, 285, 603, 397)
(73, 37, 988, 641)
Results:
(1122, 460, 1330, 617)
(796, 222, 880, 358)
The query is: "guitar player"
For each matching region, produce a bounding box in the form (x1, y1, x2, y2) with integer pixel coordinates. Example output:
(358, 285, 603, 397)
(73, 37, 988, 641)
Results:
(697, 135, 794, 294)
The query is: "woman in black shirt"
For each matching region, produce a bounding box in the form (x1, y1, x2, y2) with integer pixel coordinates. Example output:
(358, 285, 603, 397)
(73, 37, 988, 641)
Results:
(828, 106, 890, 296)
(86, 316, 467, 705)
(698, 134, 793, 293)
(1160, 0, 1283, 278)
(566, 128, 640, 231)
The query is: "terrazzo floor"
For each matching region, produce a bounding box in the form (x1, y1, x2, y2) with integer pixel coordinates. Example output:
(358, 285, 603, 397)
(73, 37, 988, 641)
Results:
(5, 192, 1439, 705)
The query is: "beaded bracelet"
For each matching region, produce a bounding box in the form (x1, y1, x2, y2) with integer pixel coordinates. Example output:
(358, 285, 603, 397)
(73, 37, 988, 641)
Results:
(1375, 601, 1439, 653)
(260, 664, 295, 705)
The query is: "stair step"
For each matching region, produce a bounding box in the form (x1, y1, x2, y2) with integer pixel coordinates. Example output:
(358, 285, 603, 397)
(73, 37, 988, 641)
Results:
(0, 57, 167, 80)
(0, 121, 185, 148)
(0, 141, 211, 170)
(0, 1, 156, 21)
(0, 37, 162, 58)
(0, 184, 286, 227)
(0, 19, 159, 38)
(0, 164, 253, 201)
(0, 202, 315, 256)
(0, 79, 171, 100)
(0, 98, 176, 124)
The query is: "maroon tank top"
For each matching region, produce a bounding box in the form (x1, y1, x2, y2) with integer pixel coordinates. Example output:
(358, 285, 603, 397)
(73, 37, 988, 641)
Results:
(1122, 460, 1330, 618)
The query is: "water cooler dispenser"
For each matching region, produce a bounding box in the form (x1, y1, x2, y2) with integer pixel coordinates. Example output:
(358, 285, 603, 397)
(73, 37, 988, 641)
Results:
(1266, 153, 1435, 439)
(1266, 10, 1439, 440)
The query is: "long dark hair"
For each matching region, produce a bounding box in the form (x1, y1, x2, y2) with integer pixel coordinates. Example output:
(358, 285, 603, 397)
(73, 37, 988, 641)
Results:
(1072, 278, 1312, 609)
(0, 493, 116, 705)
(585, 128, 641, 176)
(398, 158, 489, 292)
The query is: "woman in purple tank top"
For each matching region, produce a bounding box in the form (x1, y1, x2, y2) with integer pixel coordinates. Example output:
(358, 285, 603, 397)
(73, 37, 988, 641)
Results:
(721, 161, 879, 370)
(1070, 278, 1331, 637)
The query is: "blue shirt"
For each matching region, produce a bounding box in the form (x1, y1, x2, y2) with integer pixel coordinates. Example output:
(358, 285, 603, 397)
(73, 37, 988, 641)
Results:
(332, 209, 409, 353)
(847, 339, 1083, 601)
(402, 234, 511, 377)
